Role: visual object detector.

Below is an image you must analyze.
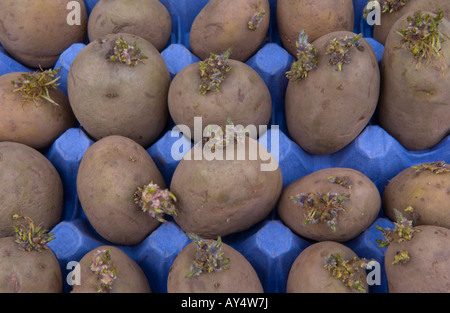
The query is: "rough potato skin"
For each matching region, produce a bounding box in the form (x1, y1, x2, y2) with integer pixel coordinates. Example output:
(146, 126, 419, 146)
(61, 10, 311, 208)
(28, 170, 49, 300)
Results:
(0, 142, 63, 238)
(278, 168, 381, 242)
(0, 236, 62, 293)
(167, 241, 263, 293)
(170, 138, 283, 239)
(287, 241, 368, 293)
(0, 72, 77, 150)
(378, 12, 450, 151)
(277, 0, 354, 57)
(285, 31, 380, 155)
(385, 225, 450, 293)
(382, 165, 450, 229)
(88, 0, 171, 51)
(67, 33, 171, 148)
(168, 59, 272, 142)
(189, 0, 270, 62)
(372, 0, 450, 45)
(0, 0, 87, 68)
(76, 135, 165, 245)
(71, 245, 151, 293)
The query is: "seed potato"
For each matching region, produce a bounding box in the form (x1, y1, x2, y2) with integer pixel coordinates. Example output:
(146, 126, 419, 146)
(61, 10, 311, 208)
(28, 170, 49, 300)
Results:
(88, 0, 172, 51)
(0, 71, 77, 149)
(76, 135, 165, 245)
(168, 58, 271, 142)
(167, 238, 263, 293)
(189, 0, 270, 62)
(382, 161, 450, 229)
(285, 31, 380, 155)
(0, 0, 87, 68)
(278, 167, 381, 242)
(71, 245, 151, 293)
(170, 137, 283, 239)
(377, 10, 450, 150)
(0, 142, 63, 238)
(287, 241, 369, 293)
(277, 0, 355, 57)
(67, 33, 171, 148)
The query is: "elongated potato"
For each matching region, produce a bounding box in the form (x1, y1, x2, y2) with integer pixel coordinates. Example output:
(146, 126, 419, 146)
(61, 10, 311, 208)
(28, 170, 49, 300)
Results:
(189, 0, 270, 61)
(285, 31, 380, 155)
(0, 142, 63, 238)
(76, 135, 165, 245)
(377, 10, 450, 150)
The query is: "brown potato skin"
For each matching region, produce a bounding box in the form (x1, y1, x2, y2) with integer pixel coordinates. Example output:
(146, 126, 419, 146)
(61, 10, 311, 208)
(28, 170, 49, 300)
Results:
(0, 0, 87, 68)
(189, 0, 270, 62)
(168, 59, 272, 142)
(377, 12, 450, 151)
(88, 0, 172, 51)
(167, 241, 263, 293)
(385, 225, 450, 293)
(0, 72, 77, 150)
(278, 168, 381, 242)
(76, 135, 165, 245)
(285, 31, 380, 155)
(71, 245, 151, 293)
(382, 165, 450, 229)
(372, 1, 450, 45)
(67, 33, 171, 148)
(0, 236, 62, 293)
(287, 241, 368, 293)
(277, 0, 354, 57)
(0, 142, 63, 238)
(170, 138, 283, 239)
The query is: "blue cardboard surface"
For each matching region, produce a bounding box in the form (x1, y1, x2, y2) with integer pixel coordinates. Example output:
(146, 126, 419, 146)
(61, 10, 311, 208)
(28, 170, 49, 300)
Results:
(1, 0, 449, 294)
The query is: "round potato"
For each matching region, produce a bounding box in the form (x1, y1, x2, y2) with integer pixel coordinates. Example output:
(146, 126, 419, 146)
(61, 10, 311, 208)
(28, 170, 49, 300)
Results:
(88, 0, 172, 51)
(277, 0, 354, 57)
(0, 236, 62, 293)
(0, 0, 87, 68)
(76, 135, 166, 245)
(377, 10, 450, 150)
(278, 167, 381, 242)
(287, 241, 369, 293)
(0, 142, 63, 238)
(285, 31, 380, 155)
(168, 58, 271, 142)
(189, 0, 270, 62)
(67, 33, 171, 148)
(170, 136, 283, 239)
(382, 161, 450, 229)
(71, 245, 151, 293)
(370, 0, 450, 45)
(384, 225, 450, 292)
(167, 237, 263, 293)
(0, 71, 77, 150)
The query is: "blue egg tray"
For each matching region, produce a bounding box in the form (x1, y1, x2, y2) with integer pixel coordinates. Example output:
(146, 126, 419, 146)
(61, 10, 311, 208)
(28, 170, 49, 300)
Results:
(1, 0, 449, 293)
